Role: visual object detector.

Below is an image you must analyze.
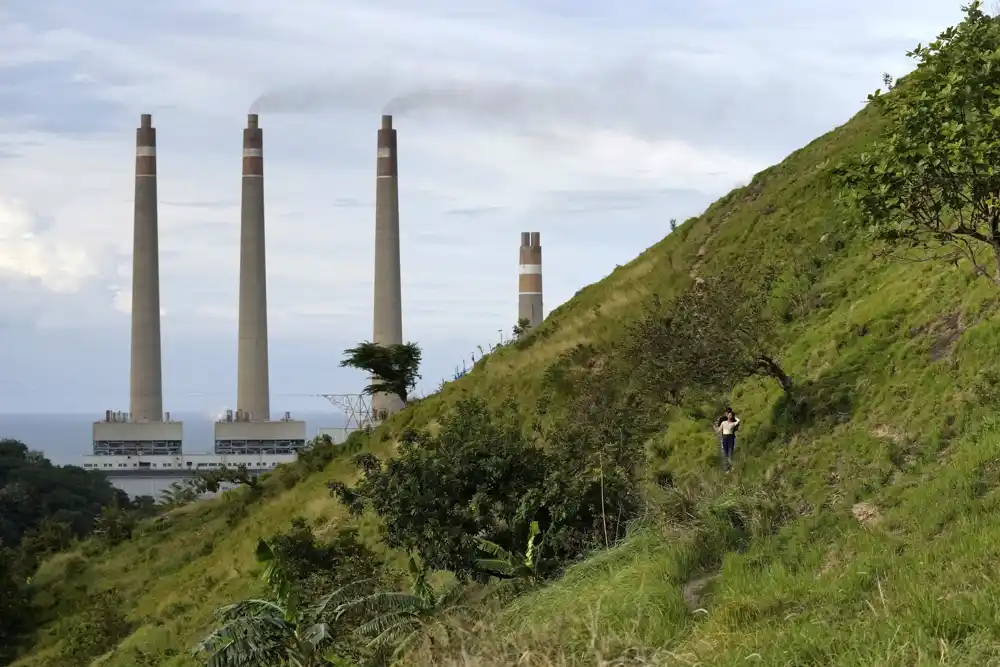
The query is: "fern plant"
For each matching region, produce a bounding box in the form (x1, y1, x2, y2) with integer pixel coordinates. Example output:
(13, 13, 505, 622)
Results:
(341, 557, 466, 667)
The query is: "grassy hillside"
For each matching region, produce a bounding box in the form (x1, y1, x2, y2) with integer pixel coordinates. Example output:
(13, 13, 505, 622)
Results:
(14, 58, 1000, 666)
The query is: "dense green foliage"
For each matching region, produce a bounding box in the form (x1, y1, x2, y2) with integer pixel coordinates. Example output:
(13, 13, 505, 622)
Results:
(340, 342, 422, 404)
(0, 546, 32, 665)
(0, 439, 147, 665)
(0, 439, 129, 549)
(330, 390, 645, 582)
(628, 264, 792, 402)
(836, 1, 1000, 285)
(195, 532, 372, 667)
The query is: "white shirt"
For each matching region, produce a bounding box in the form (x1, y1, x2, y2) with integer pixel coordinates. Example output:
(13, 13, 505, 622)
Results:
(717, 417, 740, 435)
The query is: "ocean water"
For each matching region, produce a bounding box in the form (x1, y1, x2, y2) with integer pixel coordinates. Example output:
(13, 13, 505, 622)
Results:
(0, 411, 347, 466)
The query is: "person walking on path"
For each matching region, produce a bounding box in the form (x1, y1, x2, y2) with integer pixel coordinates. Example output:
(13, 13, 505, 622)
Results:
(714, 407, 740, 471)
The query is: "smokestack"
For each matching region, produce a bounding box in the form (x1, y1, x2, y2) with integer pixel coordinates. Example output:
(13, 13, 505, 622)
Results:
(372, 114, 404, 418)
(518, 231, 543, 328)
(237, 113, 270, 421)
(129, 113, 163, 423)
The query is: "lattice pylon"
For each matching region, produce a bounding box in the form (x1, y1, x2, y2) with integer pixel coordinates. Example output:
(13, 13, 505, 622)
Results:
(319, 393, 374, 430)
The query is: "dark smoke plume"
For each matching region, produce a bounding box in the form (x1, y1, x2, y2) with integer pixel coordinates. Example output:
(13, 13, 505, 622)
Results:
(381, 79, 593, 121)
(247, 73, 603, 130)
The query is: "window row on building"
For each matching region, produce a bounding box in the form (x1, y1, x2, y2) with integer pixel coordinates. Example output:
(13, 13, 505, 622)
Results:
(92, 440, 183, 456)
(213, 439, 307, 455)
(82, 460, 284, 470)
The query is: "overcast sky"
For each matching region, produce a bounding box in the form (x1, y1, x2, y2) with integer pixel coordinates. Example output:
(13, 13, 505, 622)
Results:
(0, 0, 966, 415)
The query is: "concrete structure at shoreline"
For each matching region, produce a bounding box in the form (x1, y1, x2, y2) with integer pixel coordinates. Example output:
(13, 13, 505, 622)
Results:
(80, 451, 296, 499)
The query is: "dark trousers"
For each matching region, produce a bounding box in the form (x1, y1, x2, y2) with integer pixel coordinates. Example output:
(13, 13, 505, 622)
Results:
(721, 434, 736, 466)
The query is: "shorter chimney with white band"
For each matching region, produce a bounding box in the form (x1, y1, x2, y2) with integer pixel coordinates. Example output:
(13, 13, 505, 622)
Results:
(518, 232, 543, 328)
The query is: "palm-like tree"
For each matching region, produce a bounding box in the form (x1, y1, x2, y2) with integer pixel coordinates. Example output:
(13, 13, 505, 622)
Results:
(160, 479, 201, 508)
(343, 558, 466, 666)
(194, 539, 364, 667)
(340, 341, 422, 404)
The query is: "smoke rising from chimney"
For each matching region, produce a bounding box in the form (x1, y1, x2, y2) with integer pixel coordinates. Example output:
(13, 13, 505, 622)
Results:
(381, 80, 589, 120)
(246, 73, 599, 129)
(245, 56, 797, 155)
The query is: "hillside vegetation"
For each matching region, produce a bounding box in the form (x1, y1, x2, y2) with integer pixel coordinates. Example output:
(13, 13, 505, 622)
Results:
(11, 6, 1000, 666)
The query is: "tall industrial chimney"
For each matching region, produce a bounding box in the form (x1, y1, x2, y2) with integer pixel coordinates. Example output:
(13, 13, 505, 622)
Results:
(236, 113, 270, 421)
(129, 113, 164, 423)
(518, 232, 543, 328)
(372, 114, 404, 418)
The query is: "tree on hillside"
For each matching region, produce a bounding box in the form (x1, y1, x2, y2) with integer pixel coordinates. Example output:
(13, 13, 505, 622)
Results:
(266, 519, 385, 610)
(0, 438, 130, 549)
(195, 538, 367, 667)
(628, 266, 792, 401)
(198, 464, 257, 494)
(512, 317, 531, 339)
(0, 543, 32, 665)
(835, 2, 1000, 286)
(329, 398, 546, 579)
(340, 342, 422, 403)
(93, 503, 135, 546)
(159, 479, 203, 508)
(329, 393, 646, 581)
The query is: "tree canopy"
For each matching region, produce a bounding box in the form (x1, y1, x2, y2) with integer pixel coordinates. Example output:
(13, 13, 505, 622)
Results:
(329, 391, 645, 581)
(0, 439, 130, 549)
(627, 266, 792, 402)
(0, 438, 140, 663)
(195, 521, 386, 666)
(835, 1, 1000, 285)
(340, 342, 422, 403)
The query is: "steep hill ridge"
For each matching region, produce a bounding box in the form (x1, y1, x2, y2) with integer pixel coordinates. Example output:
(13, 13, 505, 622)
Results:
(13, 80, 1000, 666)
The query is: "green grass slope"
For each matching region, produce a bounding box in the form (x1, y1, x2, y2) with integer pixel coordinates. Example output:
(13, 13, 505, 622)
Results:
(15, 94, 1000, 667)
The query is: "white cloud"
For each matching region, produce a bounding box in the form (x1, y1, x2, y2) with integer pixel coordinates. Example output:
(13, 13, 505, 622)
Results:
(0, 196, 97, 291)
(0, 0, 971, 411)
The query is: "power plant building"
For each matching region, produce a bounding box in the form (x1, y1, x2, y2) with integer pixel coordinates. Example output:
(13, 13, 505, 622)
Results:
(518, 232, 544, 328)
(87, 113, 305, 497)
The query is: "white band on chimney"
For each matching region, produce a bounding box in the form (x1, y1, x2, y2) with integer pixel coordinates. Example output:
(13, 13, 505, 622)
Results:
(518, 264, 542, 275)
(519, 291, 543, 295)
(136, 146, 155, 156)
(242, 174, 263, 178)
(243, 148, 262, 157)
(377, 147, 391, 158)
(377, 174, 394, 179)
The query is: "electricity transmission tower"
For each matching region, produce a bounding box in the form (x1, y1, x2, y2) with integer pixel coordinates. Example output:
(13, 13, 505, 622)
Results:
(319, 393, 375, 430)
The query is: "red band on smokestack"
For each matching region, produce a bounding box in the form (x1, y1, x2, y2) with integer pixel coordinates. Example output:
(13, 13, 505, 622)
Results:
(243, 114, 263, 176)
(377, 114, 397, 179)
(518, 231, 543, 328)
(135, 113, 156, 177)
(519, 231, 542, 292)
(130, 112, 164, 422)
